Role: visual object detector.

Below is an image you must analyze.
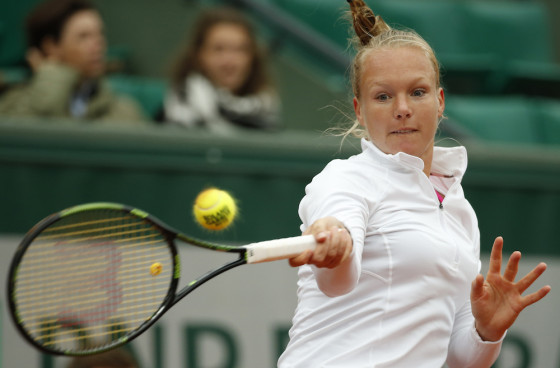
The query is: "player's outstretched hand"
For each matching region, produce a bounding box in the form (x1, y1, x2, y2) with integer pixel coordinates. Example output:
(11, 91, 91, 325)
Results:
(289, 217, 353, 269)
(471, 236, 551, 342)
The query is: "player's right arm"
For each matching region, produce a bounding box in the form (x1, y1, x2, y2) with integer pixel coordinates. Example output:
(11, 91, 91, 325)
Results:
(290, 216, 357, 297)
(290, 159, 371, 297)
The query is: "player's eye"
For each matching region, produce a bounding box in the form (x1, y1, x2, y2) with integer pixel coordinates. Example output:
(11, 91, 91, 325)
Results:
(375, 93, 390, 101)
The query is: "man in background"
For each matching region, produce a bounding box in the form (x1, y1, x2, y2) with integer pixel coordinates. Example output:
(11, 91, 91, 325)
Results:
(0, 0, 146, 123)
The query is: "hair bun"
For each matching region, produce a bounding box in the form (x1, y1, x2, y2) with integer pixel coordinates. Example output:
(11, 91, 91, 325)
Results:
(347, 0, 391, 46)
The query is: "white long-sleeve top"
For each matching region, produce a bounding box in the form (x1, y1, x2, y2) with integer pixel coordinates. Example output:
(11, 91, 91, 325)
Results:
(278, 139, 504, 368)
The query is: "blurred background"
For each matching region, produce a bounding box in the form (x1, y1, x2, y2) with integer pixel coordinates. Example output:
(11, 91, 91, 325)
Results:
(1, 0, 559, 367)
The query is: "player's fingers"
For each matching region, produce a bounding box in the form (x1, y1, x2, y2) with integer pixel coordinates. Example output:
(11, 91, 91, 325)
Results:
(503, 251, 521, 282)
(488, 237, 504, 275)
(339, 229, 353, 264)
(521, 285, 551, 308)
(325, 226, 342, 268)
(516, 262, 548, 293)
(304, 217, 341, 237)
(312, 227, 342, 268)
(303, 217, 350, 268)
(289, 250, 313, 267)
(325, 227, 353, 268)
(325, 227, 345, 268)
(303, 224, 328, 241)
(301, 224, 329, 266)
(470, 274, 485, 301)
(311, 229, 339, 267)
(336, 227, 350, 260)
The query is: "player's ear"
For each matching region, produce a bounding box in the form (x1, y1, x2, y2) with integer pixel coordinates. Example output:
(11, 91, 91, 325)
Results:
(437, 87, 445, 118)
(353, 97, 365, 127)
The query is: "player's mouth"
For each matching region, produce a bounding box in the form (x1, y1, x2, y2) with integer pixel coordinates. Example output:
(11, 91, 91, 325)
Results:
(391, 128, 418, 135)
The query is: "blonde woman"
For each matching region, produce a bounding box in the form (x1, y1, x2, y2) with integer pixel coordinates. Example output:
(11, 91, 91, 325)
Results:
(279, 1, 550, 367)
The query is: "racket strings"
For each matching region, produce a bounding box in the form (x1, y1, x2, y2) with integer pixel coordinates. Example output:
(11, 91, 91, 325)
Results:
(40, 318, 147, 347)
(39, 215, 133, 233)
(13, 209, 174, 354)
(16, 243, 168, 284)
(24, 295, 167, 330)
(16, 279, 171, 313)
(19, 233, 163, 260)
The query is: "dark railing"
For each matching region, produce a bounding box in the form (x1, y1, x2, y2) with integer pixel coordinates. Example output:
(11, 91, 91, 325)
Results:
(222, 0, 351, 71)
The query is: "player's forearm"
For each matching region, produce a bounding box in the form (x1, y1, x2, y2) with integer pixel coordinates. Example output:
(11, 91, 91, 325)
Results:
(313, 247, 360, 297)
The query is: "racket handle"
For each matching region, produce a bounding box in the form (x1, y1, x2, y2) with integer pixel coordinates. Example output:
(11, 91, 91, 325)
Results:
(245, 235, 317, 264)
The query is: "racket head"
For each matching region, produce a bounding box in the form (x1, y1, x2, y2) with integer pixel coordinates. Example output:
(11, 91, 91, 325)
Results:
(6, 203, 179, 356)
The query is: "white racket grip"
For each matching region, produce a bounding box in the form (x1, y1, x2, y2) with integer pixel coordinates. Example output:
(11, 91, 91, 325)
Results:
(245, 235, 317, 264)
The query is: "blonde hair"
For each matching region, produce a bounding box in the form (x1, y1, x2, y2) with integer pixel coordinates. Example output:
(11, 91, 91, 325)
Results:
(343, 0, 441, 139)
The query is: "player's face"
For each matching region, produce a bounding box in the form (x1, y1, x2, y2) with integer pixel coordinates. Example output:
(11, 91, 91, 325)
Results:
(50, 10, 106, 79)
(353, 46, 444, 168)
(198, 23, 253, 93)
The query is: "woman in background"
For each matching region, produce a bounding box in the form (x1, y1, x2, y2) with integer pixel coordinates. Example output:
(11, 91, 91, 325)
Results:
(162, 7, 280, 134)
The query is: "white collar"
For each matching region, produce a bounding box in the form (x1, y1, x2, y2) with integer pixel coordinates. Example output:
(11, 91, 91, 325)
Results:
(361, 139, 468, 179)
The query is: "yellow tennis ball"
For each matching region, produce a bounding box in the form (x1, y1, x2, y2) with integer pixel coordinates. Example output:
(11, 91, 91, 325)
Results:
(150, 262, 162, 276)
(193, 188, 237, 231)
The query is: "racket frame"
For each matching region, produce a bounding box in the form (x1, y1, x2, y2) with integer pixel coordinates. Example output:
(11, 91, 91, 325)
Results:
(6, 202, 313, 356)
(7, 204, 185, 355)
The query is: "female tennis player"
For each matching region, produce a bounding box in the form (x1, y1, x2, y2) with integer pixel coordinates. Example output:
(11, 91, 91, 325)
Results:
(278, 1, 551, 367)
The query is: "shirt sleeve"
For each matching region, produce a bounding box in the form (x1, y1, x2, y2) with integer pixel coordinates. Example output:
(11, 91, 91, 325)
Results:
(298, 161, 370, 297)
(446, 299, 505, 368)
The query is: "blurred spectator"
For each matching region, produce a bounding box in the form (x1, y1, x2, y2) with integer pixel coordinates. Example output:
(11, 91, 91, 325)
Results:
(65, 348, 139, 368)
(162, 7, 281, 133)
(0, 0, 146, 123)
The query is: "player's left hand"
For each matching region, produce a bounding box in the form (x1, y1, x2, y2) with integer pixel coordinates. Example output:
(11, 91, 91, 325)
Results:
(470, 236, 551, 341)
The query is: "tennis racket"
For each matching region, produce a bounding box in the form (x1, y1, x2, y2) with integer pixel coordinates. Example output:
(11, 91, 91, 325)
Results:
(7, 202, 316, 356)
